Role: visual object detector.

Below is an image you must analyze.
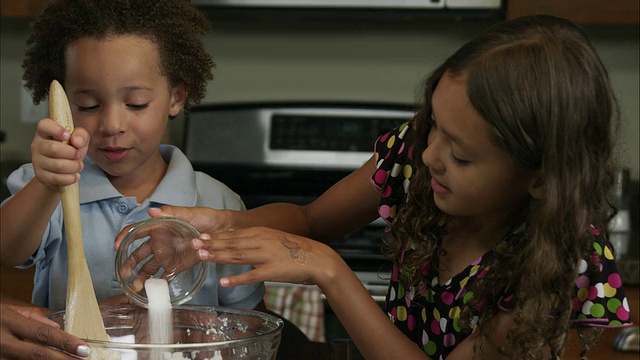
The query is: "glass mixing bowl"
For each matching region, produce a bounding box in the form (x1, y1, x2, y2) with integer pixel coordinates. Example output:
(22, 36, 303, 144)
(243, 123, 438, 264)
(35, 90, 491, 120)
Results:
(115, 217, 209, 308)
(48, 305, 284, 360)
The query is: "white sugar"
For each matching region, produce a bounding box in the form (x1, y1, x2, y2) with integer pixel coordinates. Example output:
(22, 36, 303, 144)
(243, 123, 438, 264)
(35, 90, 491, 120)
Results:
(145, 278, 173, 345)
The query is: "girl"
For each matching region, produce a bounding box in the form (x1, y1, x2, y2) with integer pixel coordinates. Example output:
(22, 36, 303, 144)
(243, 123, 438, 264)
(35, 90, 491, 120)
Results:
(124, 15, 632, 359)
(0, 0, 265, 315)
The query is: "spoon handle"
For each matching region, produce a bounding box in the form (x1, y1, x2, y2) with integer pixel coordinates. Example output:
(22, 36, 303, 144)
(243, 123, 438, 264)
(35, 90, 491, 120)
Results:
(49, 80, 108, 341)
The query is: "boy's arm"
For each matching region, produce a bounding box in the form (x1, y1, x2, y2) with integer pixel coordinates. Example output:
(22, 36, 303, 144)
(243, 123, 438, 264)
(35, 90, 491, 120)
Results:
(0, 178, 61, 266)
(1, 119, 89, 266)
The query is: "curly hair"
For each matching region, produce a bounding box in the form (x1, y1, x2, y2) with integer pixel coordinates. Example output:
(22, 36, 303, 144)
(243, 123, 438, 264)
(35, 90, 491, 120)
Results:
(384, 15, 620, 359)
(22, 0, 214, 113)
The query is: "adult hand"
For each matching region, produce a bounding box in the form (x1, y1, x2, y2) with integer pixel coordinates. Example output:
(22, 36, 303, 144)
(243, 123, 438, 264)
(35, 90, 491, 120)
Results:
(30, 118, 89, 189)
(0, 303, 90, 359)
(191, 227, 342, 288)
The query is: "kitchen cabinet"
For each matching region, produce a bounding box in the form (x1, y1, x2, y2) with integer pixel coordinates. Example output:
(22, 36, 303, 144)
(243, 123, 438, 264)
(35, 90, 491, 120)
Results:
(506, 0, 639, 24)
(0, 0, 47, 17)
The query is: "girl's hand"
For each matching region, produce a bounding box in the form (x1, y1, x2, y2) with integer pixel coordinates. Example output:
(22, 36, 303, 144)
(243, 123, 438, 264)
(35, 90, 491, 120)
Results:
(114, 205, 231, 251)
(30, 118, 89, 189)
(117, 221, 203, 293)
(114, 206, 232, 251)
(148, 205, 233, 234)
(112, 206, 232, 285)
(0, 303, 90, 359)
(192, 226, 341, 288)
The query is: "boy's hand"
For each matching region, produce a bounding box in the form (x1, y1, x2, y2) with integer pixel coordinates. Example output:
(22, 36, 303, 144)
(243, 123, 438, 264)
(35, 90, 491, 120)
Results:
(31, 118, 89, 189)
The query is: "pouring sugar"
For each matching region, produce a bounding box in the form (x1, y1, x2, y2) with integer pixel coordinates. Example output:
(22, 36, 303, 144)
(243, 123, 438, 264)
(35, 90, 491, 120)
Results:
(145, 278, 173, 345)
(145, 278, 224, 360)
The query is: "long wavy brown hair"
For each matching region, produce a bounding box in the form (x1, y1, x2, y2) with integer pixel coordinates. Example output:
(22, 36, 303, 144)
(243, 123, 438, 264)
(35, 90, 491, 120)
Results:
(384, 15, 620, 359)
(21, 0, 214, 115)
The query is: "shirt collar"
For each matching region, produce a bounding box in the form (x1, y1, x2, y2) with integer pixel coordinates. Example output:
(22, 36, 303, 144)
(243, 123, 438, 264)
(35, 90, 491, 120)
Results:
(78, 145, 197, 207)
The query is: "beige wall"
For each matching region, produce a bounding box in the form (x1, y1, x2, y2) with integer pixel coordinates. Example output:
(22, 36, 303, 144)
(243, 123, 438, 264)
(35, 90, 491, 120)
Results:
(2, 18, 638, 178)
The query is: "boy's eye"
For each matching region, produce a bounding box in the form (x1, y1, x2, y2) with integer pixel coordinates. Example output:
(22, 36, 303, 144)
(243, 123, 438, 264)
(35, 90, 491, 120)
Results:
(128, 103, 149, 110)
(77, 105, 98, 111)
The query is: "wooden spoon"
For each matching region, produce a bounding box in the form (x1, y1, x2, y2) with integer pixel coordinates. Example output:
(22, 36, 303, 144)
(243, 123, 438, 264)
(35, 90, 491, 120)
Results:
(49, 80, 109, 341)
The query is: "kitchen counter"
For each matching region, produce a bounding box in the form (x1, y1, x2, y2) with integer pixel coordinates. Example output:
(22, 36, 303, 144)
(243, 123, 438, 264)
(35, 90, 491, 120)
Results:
(2, 255, 637, 359)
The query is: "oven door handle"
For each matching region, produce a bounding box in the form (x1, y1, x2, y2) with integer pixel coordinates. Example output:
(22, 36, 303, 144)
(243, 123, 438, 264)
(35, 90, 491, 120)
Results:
(321, 292, 386, 303)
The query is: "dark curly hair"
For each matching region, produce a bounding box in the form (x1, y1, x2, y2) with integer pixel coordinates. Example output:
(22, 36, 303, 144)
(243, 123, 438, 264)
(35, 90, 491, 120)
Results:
(385, 15, 620, 359)
(22, 0, 214, 113)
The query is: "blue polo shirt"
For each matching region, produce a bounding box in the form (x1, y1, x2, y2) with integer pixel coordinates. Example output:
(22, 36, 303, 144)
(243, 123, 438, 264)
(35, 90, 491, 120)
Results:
(6, 145, 264, 311)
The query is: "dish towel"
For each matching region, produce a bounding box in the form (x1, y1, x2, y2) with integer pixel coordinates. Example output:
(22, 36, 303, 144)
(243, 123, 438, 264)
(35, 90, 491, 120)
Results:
(264, 283, 325, 342)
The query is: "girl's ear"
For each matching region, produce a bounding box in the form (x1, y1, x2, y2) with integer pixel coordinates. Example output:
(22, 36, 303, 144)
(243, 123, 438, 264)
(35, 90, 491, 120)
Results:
(169, 85, 187, 117)
(528, 170, 545, 200)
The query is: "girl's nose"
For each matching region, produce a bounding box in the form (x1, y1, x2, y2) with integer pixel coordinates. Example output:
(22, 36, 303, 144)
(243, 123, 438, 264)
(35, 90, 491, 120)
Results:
(99, 105, 126, 135)
(422, 132, 444, 172)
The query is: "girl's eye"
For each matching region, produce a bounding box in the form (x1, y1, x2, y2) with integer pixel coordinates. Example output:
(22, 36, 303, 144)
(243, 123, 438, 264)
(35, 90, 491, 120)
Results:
(449, 153, 470, 165)
(128, 103, 149, 110)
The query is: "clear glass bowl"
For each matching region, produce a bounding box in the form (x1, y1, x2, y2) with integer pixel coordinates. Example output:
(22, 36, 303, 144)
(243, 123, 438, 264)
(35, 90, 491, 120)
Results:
(115, 217, 209, 308)
(48, 304, 283, 360)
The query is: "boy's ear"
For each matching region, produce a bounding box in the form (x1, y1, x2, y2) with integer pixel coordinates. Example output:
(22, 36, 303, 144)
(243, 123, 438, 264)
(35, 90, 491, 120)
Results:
(528, 170, 544, 200)
(169, 85, 187, 117)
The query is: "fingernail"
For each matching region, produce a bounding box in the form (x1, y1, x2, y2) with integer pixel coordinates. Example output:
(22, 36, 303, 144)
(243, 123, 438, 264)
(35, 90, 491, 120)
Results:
(198, 249, 209, 259)
(220, 278, 230, 286)
(76, 345, 91, 357)
(122, 265, 132, 278)
(200, 233, 211, 240)
(62, 130, 70, 140)
(132, 278, 143, 292)
(192, 239, 203, 248)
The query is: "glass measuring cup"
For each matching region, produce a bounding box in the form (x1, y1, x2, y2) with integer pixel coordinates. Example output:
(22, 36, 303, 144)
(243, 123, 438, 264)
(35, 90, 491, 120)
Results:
(115, 217, 209, 308)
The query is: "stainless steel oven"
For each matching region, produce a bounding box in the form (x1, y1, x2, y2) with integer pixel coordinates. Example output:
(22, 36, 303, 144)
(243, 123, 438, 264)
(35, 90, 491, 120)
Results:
(184, 102, 415, 356)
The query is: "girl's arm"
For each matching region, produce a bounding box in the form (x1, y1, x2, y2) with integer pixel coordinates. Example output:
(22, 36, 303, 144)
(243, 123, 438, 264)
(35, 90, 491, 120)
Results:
(319, 257, 430, 359)
(195, 227, 518, 360)
(194, 227, 429, 360)
(445, 311, 517, 360)
(141, 156, 382, 244)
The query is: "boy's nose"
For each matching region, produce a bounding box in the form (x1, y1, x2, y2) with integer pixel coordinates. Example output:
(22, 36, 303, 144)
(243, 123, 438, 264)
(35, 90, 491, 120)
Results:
(99, 106, 127, 135)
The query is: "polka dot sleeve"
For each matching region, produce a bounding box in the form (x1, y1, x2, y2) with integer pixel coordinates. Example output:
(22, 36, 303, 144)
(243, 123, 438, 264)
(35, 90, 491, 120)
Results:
(570, 225, 632, 328)
(371, 119, 416, 225)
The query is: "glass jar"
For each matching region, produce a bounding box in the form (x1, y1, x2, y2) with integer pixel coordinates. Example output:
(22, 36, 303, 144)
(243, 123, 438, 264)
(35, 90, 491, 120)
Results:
(115, 217, 209, 308)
